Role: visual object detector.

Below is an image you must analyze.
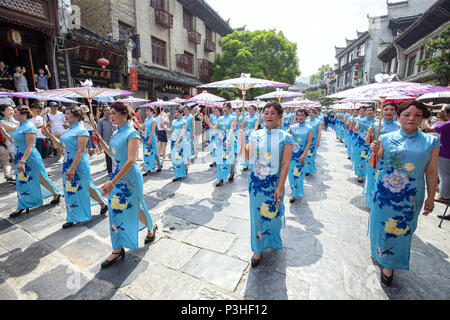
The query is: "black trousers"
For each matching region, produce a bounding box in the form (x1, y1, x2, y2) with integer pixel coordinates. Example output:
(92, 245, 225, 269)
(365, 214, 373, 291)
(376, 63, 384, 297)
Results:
(105, 153, 113, 174)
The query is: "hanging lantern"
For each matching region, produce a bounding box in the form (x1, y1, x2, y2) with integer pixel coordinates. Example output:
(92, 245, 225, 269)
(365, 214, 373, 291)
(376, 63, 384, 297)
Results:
(354, 76, 358, 80)
(354, 69, 359, 73)
(355, 63, 360, 67)
(356, 50, 360, 55)
(96, 57, 110, 69)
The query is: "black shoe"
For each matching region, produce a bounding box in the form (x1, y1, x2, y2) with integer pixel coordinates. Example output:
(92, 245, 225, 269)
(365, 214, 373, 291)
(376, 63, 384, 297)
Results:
(100, 205, 108, 215)
(290, 196, 296, 203)
(101, 248, 125, 269)
(209, 163, 216, 167)
(242, 167, 249, 172)
(50, 194, 61, 205)
(62, 222, 74, 229)
(145, 224, 158, 244)
(251, 255, 262, 268)
(156, 166, 162, 173)
(215, 180, 224, 187)
(173, 177, 184, 182)
(358, 177, 364, 183)
(6, 177, 15, 184)
(381, 269, 393, 286)
(228, 174, 234, 183)
(9, 208, 29, 218)
(438, 215, 450, 221)
(305, 173, 310, 176)
(143, 171, 151, 176)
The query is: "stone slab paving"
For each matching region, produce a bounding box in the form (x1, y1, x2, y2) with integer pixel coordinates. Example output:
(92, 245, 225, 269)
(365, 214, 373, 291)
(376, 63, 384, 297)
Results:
(0, 129, 449, 300)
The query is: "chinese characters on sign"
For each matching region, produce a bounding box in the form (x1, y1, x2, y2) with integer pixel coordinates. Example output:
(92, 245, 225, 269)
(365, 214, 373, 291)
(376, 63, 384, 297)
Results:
(55, 49, 70, 88)
(130, 68, 138, 91)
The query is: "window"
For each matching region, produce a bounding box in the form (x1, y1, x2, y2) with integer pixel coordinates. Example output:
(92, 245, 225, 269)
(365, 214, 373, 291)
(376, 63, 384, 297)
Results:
(358, 44, 365, 57)
(183, 8, 192, 30)
(119, 22, 132, 41)
(152, 37, 166, 66)
(184, 51, 194, 74)
(406, 55, 416, 77)
(340, 57, 346, 68)
(348, 51, 354, 63)
(150, 0, 164, 9)
(205, 26, 212, 40)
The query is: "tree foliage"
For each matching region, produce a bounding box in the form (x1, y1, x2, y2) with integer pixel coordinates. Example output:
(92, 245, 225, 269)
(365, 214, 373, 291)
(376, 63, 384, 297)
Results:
(211, 29, 300, 100)
(309, 64, 332, 85)
(418, 25, 450, 86)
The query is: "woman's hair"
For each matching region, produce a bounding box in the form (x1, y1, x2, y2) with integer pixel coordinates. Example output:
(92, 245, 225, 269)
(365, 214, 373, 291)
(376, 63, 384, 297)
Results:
(397, 100, 431, 119)
(383, 102, 397, 110)
(30, 103, 43, 110)
(111, 101, 133, 120)
(175, 106, 184, 115)
(365, 105, 375, 111)
(223, 102, 232, 109)
(155, 106, 162, 116)
(264, 102, 283, 115)
(214, 107, 223, 116)
(296, 108, 308, 117)
(0, 104, 13, 116)
(65, 106, 83, 121)
(249, 105, 257, 112)
(15, 105, 33, 119)
(146, 106, 156, 114)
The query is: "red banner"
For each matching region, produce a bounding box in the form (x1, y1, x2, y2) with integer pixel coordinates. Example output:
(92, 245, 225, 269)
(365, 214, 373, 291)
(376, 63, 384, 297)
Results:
(130, 68, 138, 91)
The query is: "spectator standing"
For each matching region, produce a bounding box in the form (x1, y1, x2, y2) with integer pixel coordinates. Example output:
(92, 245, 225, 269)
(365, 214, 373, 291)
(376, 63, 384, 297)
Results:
(45, 101, 65, 163)
(0, 61, 13, 91)
(34, 65, 51, 90)
(13, 66, 29, 106)
(29, 103, 49, 159)
(80, 105, 98, 157)
(155, 106, 169, 160)
(97, 105, 117, 176)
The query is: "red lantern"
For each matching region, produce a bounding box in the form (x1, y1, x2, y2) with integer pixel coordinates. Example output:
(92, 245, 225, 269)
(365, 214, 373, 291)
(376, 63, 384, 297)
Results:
(356, 50, 360, 54)
(354, 76, 358, 80)
(355, 56, 360, 61)
(96, 57, 110, 69)
(355, 63, 360, 67)
(354, 69, 359, 73)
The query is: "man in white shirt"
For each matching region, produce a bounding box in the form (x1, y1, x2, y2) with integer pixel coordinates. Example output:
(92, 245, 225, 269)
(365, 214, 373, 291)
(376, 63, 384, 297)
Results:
(45, 101, 66, 163)
(30, 103, 49, 159)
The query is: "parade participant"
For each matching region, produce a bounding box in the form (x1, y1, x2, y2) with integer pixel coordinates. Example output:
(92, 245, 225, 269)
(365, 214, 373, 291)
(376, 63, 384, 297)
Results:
(287, 108, 313, 203)
(368, 100, 439, 286)
(208, 106, 221, 168)
(350, 105, 366, 182)
(182, 105, 195, 166)
(204, 102, 236, 187)
(241, 105, 260, 172)
(43, 106, 108, 229)
(237, 101, 293, 267)
(34, 65, 51, 90)
(0, 106, 62, 218)
(304, 107, 322, 175)
(352, 105, 373, 183)
(282, 107, 294, 131)
(346, 108, 359, 161)
(95, 102, 157, 269)
(167, 106, 189, 182)
(155, 106, 169, 160)
(364, 103, 400, 208)
(97, 105, 117, 177)
(81, 105, 98, 157)
(29, 103, 49, 160)
(141, 106, 162, 176)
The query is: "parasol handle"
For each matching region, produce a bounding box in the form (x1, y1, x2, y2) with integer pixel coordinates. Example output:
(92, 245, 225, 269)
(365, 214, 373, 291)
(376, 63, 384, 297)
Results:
(241, 90, 246, 128)
(373, 98, 385, 169)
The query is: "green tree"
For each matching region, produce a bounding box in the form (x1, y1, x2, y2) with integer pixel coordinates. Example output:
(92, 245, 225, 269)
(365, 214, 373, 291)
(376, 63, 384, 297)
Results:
(309, 65, 331, 85)
(418, 25, 450, 86)
(211, 29, 300, 100)
(304, 88, 324, 101)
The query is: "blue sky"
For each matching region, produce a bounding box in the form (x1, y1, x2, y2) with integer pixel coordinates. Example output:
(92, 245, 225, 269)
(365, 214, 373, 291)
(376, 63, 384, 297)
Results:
(206, 0, 393, 79)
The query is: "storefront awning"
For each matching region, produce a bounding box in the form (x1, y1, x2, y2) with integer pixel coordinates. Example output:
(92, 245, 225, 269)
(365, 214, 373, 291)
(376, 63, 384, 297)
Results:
(137, 64, 203, 88)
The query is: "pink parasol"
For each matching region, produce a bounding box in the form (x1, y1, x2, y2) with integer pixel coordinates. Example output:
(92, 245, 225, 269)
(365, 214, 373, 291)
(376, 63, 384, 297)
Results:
(255, 88, 305, 102)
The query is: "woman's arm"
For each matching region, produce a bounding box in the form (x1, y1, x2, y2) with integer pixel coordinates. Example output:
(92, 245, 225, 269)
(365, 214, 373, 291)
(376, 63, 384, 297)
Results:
(225, 121, 236, 147)
(302, 131, 313, 163)
(175, 125, 188, 146)
(423, 147, 440, 216)
(101, 137, 139, 195)
(147, 122, 157, 146)
(17, 133, 36, 172)
(274, 143, 293, 207)
(368, 140, 383, 167)
(204, 116, 219, 130)
(0, 127, 12, 142)
(316, 124, 323, 147)
(0, 121, 18, 132)
(65, 136, 88, 181)
(42, 125, 61, 149)
(365, 127, 375, 145)
(94, 132, 113, 158)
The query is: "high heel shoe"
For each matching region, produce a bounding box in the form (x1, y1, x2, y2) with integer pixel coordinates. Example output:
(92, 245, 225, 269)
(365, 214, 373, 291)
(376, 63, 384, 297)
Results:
(228, 174, 234, 183)
(289, 196, 296, 203)
(156, 165, 162, 173)
(215, 180, 224, 187)
(251, 255, 262, 268)
(143, 171, 151, 176)
(50, 194, 61, 205)
(101, 248, 125, 269)
(100, 205, 108, 215)
(381, 269, 394, 286)
(62, 222, 74, 229)
(145, 224, 158, 244)
(9, 208, 29, 218)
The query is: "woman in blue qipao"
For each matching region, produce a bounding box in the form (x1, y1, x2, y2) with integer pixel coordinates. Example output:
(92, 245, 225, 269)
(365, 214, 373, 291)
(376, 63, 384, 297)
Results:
(304, 108, 322, 175)
(363, 103, 400, 208)
(351, 106, 368, 183)
(208, 106, 221, 168)
(140, 106, 162, 176)
(368, 100, 439, 286)
(238, 102, 293, 268)
(167, 106, 189, 182)
(286, 109, 313, 203)
(95, 102, 157, 269)
(0, 106, 62, 218)
(241, 105, 260, 172)
(182, 105, 195, 168)
(43, 106, 108, 229)
(282, 107, 294, 131)
(204, 102, 237, 187)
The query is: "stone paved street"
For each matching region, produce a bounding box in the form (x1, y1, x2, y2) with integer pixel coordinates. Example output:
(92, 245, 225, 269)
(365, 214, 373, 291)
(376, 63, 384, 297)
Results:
(0, 130, 449, 300)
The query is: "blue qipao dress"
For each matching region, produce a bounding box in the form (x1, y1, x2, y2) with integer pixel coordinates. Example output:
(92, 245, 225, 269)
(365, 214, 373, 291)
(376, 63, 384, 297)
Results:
(108, 123, 154, 250)
(364, 120, 400, 208)
(12, 120, 61, 210)
(288, 123, 313, 198)
(170, 118, 188, 178)
(354, 116, 373, 178)
(208, 113, 218, 159)
(183, 113, 194, 158)
(241, 113, 259, 168)
(282, 113, 293, 131)
(369, 129, 440, 270)
(143, 116, 160, 171)
(215, 114, 236, 180)
(248, 128, 293, 254)
(60, 122, 106, 223)
(351, 116, 365, 174)
(304, 117, 321, 174)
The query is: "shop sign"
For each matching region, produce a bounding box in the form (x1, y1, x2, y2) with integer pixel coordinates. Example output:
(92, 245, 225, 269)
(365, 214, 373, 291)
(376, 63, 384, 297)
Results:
(55, 49, 70, 88)
(71, 64, 120, 83)
(7, 29, 22, 45)
(137, 78, 153, 89)
(130, 68, 138, 91)
(156, 82, 184, 94)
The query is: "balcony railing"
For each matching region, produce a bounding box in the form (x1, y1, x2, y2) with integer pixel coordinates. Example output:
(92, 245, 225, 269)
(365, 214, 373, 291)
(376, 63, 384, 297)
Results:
(198, 59, 212, 80)
(204, 39, 216, 52)
(155, 8, 173, 29)
(176, 54, 193, 73)
(188, 29, 201, 45)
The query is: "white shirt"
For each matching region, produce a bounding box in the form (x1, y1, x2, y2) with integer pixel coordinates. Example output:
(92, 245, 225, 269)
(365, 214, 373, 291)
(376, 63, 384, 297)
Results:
(30, 116, 45, 138)
(46, 112, 66, 133)
(156, 113, 168, 130)
(83, 116, 94, 131)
